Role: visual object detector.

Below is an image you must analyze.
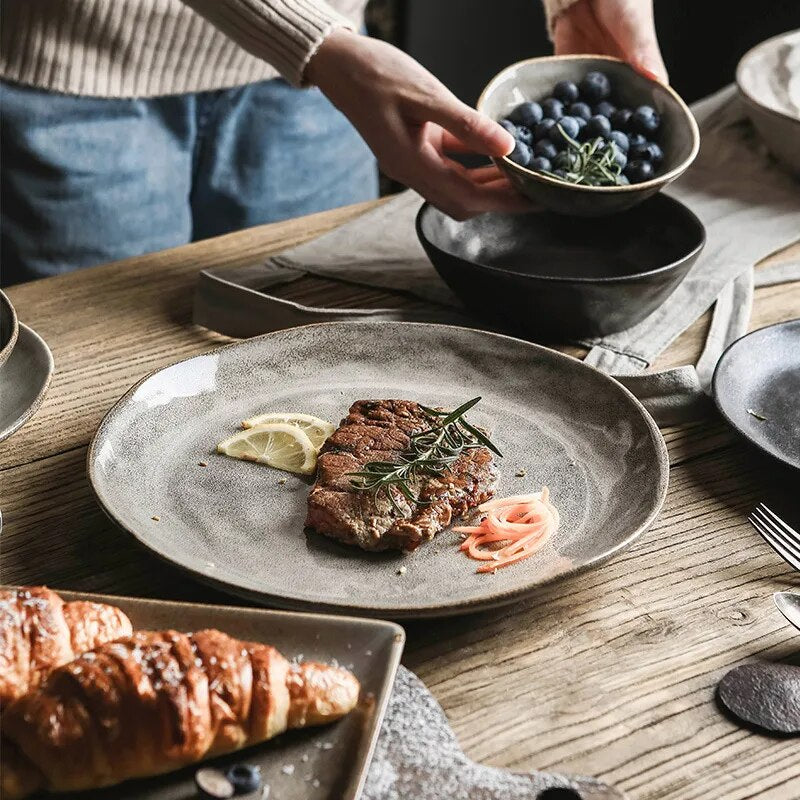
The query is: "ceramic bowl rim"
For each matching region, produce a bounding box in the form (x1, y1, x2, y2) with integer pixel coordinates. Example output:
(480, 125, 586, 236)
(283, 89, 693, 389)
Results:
(0, 289, 19, 368)
(87, 320, 670, 618)
(735, 29, 800, 126)
(711, 317, 800, 472)
(477, 54, 701, 194)
(416, 197, 706, 286)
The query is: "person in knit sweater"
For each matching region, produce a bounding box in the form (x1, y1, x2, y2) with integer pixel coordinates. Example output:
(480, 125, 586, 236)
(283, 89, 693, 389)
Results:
(0, 0, 665, 285)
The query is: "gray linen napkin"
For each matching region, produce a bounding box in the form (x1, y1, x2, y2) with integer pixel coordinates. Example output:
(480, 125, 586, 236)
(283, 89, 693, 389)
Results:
(195, 86, 800, 424)
(364, 666, 625, 800)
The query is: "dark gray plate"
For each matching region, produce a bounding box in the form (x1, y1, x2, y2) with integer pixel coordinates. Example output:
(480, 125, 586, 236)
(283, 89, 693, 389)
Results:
(30, 588, 404, 800)
(713, 318, 800, 470)
(88, 322, 669, 618)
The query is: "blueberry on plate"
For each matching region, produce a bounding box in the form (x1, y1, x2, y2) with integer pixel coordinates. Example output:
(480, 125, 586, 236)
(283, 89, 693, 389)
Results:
(508, 140, 532, 167)
(607, 130, 629, 153)
(541, 97, 565, 121)
(534, 139, 558, 160)
(579, 71, 611, 103)
(610, 108, 632, 131)
(529, 156, 552, 172)
(508, 101, 542, 128)
(226, 764, 262, 795)
(553, 80, 580, 104)
(594, 101, 616, 118)
(548, 116, 580, 145)
(646, 141, 664, 165)
(533, 118, 557, 140)
(631, 105, 660, 135)
(568, 101, 592, 121)
(195, 768, 235, 800)
(625, 159, 654, 183)
(585, 114, 612, 138)
(499, 119, 517, 136)
(515, 125, 533, 146)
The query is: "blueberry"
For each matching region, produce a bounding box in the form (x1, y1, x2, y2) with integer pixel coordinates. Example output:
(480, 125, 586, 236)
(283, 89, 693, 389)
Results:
(226, 764, 262, 795)
(541, 97, 564, 121)
(610, 143, 627, 171)
(552, 168, 569, 179)
(625, 159, 654, 183)
(631, 105, 660, 135)
(554, 150, 581, 171)
(533, 118, 557, 140)
(195, 768, 235, 800)
(508, 140, 532, 167)
(610, 108, 633, 131)
(574, 116, 587, 132)
(579, 71, 611, 103)
(534, 139, 558, 160)
(499, 119, 517, 137)
(594, 101, 616, 118)
(515, 125, 533, 146)
(585, 114, 612, 138)
(628, 132, 647, 151)
(548, 116, 580, 145)
(568, 101, 592, 121)
(509, 101, 543, 128)
(647, 142, 664, 165)
(553, 80, 580, 104)
(530, 156, 552, 172)
(608, 130, 629, 153)
(616, 173, 630, 185)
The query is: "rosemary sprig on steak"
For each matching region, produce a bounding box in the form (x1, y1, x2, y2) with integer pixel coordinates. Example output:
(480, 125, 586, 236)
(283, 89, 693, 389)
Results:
(347, 397, 502, 512)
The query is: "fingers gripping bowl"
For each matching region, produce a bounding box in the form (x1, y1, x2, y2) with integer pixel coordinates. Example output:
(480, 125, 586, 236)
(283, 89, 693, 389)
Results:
(478, 55, 700, 216)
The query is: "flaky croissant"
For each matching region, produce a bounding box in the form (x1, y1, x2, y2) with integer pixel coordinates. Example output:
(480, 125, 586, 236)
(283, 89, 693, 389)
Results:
(0, 586, 133, 707)
(1, 628, 360, 798)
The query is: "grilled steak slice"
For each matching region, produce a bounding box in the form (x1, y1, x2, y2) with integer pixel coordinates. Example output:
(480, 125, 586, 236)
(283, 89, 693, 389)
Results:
(305, 400, 497, 552)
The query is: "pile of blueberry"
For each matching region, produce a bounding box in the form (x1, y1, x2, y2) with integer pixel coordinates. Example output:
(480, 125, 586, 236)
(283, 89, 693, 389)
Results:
(499, 71, 663, 186)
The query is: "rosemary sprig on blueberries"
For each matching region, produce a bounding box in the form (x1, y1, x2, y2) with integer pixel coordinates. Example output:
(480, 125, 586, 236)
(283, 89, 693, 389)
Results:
(348, 397, 502, 513)
(543, 126, 627, 187)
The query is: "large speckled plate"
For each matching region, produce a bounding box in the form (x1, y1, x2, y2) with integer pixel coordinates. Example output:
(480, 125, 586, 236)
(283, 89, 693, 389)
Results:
(89, 322, 668, 617)
(27, 589, 403, 800)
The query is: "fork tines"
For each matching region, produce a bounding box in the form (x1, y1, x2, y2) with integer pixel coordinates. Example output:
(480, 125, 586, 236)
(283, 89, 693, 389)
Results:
(749, 503, 800, 572)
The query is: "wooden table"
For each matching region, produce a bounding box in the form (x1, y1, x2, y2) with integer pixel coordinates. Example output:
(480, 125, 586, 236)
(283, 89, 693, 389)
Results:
(3, 201, 799, 799)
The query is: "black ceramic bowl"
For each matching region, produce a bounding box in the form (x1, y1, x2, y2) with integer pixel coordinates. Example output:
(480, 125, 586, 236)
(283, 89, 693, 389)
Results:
(416, 194, 705, 339)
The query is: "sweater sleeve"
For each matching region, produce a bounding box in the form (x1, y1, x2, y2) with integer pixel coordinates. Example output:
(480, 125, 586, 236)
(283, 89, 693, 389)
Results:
(180, 0, 357, 87)
(541, 0, 581, 38)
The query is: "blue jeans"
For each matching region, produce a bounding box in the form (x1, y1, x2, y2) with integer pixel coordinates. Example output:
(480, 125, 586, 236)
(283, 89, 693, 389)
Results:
(0, 79, 378, 285)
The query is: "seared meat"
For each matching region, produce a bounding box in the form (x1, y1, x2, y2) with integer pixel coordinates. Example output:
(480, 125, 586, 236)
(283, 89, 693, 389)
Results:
(305, 400, 497, 552)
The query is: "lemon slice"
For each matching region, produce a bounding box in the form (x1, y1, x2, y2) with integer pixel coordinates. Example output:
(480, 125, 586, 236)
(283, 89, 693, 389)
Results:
(217, 423, 317, 475)
(241, 412, 335, 450)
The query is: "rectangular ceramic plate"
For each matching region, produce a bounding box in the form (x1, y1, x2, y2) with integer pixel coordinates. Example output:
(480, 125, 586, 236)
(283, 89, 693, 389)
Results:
(24, 589, 405, 800)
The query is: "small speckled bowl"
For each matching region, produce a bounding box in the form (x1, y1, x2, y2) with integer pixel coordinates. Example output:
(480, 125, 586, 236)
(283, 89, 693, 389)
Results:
(478, 55, 700, 217)
(737, 30, 800, 175)
(0, 290, 19, 369)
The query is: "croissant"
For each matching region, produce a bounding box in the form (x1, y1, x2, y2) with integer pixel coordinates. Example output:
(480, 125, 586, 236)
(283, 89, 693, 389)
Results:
(0, 586, 133, 707)
(1, 628, 361, 798)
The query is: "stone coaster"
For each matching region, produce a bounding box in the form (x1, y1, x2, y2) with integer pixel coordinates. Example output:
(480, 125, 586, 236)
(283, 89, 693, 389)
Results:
(718, 662, 800, 734)
(363, 667, 625, 800)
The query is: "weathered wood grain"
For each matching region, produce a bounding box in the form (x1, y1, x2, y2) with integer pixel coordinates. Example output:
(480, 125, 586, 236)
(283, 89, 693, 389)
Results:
(1, 201, 798, 800)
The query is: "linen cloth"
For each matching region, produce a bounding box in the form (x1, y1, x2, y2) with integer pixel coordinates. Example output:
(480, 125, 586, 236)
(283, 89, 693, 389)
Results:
(256, 86, 800, 425)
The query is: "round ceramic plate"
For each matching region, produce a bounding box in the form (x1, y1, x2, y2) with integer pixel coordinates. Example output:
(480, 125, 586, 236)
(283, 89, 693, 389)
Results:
(89, 322, 668, 617)
(0, 323, 54, 442)
(713, 319, 800, 470)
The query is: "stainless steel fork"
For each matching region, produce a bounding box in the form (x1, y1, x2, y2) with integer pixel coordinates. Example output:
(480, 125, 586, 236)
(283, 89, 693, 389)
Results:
(749, 503, 800, 572)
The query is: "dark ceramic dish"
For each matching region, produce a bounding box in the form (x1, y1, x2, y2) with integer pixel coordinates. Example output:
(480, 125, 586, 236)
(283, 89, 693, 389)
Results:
(477, 55, 700, 216)
(416, 194, 705, 339)
(713, 318, 800, 470)
(0, 289, 19, 369)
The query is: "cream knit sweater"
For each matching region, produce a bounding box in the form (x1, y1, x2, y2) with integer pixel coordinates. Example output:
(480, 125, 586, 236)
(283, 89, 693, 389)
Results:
(0, 0, 571, 98)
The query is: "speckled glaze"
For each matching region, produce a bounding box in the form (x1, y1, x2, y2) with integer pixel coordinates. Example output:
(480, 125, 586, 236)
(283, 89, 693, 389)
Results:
(43, 588, 404, 800)
(0, 323, 54, 442)
(713, 319, 800, 470)
(417, 196, 705, 339)
(88, 322, 669, 618)
(478, 55, 700, 217)
(0, 290, 19, 369)
(737, 30, 800, 175)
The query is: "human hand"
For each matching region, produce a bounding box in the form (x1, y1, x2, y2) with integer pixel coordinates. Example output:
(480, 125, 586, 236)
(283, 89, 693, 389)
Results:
(306, 29, 531, 219)
(552, 0, 668, 83)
